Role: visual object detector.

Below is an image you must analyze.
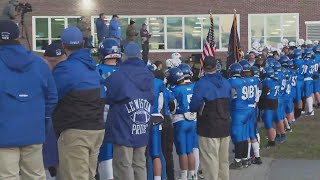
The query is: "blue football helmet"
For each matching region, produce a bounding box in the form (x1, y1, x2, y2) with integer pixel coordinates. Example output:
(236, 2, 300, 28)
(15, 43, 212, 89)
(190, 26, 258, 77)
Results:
(250, 66, 260, 78)
(265, 58, 276, 67)
(273, 61, 282, 72)
(98, 38, 121, 60)
(262, 66, 275, 78)
(228, 63, 243, 77)
(293, 49, 302, 59)
(304, 48, 313, 58)
(165, 67, 184, 85)
(312, 45, 320, 54)
(178, 63, 193, 78)
(147, 64, 157, 72)
(281, 67, 289, 79)
(279, 55, 290, 67)
(239, 60, 250, 72)
(288, 60, 295, 69)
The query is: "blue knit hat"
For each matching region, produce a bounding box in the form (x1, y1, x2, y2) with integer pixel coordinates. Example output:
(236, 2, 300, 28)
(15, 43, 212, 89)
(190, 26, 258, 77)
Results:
(0, 20, 19, 40)
(124, 42, 141, 58)
(61, 26, 83, 45)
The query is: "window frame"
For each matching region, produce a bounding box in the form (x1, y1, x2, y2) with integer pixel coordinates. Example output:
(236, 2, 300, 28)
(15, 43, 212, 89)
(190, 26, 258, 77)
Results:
(248, 13, 299, 50)
(90, 14, 240, 53)
(305, 21, 320, 41)
(32, 16, 81, 52)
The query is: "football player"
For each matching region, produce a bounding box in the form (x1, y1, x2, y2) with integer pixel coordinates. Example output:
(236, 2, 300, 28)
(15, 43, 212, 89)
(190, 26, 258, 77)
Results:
(146, 64, 166, 180)
(259, 66, 279, 148)
(166, 67, 197, 180)
(292, 49, 304, 119)
(312, 45, 320, 107)
(303, 48, 315, 116)
(272, 60, 287, 143)
(97, 38, 122, 180)
(228, 63, 250, 169)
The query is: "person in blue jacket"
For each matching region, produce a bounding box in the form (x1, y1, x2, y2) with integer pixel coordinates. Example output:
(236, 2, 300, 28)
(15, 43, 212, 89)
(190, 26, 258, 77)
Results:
(97, 38, 122, 180)
(109, 14, 122, 43)
(105, 42, 154, 180)
(0, 20, 58, 179)
(96, 13, 108, 44)
(42, 42, 67, 179)
(52, 26, 105, 180)
(292, 49, 304, 118)
(302, 48, 315, 116)
(189, 56, 231, 180)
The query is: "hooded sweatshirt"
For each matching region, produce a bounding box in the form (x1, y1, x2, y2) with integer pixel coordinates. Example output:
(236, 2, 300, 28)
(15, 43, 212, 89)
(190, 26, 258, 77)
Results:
(190, 72, 231, 138)
(105, 57, 154, 147)
(0, 42, 58, 147)
(52, 49, 105, 137)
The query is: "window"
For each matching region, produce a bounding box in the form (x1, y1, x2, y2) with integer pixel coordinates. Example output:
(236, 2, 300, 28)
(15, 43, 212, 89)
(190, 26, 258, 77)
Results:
(248, 13, 299, 50)
(305, 21, 320, 41)
(91, 14, 239, 52)
(33, 16, 80, 51)
(167, 17, 183, 49)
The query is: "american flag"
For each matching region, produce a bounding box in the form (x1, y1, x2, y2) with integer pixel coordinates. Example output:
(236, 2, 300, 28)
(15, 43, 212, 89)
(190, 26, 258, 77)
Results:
(200, 13, 216, 76)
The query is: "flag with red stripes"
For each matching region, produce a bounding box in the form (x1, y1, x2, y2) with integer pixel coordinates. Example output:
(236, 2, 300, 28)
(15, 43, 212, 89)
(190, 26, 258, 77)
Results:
(199, 13, 216, 76)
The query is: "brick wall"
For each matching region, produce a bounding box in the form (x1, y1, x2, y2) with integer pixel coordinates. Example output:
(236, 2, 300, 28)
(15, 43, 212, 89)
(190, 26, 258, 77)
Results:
(1, 0, 320, 61)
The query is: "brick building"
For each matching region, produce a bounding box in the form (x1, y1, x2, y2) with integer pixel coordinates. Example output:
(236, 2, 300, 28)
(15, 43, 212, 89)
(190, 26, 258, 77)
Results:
(1, 0, 320, 61)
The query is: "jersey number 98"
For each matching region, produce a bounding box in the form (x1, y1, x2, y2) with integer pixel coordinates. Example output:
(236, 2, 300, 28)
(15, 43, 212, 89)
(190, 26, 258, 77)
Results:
(242, 86, 255, 100)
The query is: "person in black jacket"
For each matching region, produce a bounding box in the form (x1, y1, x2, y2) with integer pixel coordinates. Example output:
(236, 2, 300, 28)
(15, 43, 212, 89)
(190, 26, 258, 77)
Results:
(190, 56, 231, 180)
(52, 27, 105, 180)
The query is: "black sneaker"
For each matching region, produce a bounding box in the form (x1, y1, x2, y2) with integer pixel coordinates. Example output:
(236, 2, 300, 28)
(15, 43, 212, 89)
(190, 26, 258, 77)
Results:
(266, 141, 276, 149)
(252, 157, 263, 165)
(286, 127, 292, 133)
(247, 158, 252, 166)
(230, 160, 243, 170)
(242, 159, 249, 168)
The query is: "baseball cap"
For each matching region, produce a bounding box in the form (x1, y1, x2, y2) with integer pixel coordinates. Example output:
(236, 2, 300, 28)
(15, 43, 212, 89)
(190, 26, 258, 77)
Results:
(0, 20, 20, 40)
(203, 56, 217, 69)
(130, 20, 135, 25)
(124, 42, 141, 58)
(44, 42, 65, 57)
(61, 26, 83, 45)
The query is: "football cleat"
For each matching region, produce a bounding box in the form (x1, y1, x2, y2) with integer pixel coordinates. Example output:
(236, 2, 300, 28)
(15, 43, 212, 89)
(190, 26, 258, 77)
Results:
(230, 160, 243, 170)
(252, 157, 263, 165)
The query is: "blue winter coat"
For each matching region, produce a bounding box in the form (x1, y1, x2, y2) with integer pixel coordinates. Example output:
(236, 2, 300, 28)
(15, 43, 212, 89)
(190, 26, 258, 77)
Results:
(0, 42, 58, 147)
(109, 19, 122, 39)
(105, 58, 155, 147)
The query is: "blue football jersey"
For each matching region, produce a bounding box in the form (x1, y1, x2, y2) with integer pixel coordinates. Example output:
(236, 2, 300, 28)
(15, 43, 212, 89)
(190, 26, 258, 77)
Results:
(244, 77, 259, 105)
(152, 78, 165, 116)
(275, 71, 286, 98)
(303, 58, 315, 79)
(97, 64, 119, 80)
(313, 54, 320, 76)
(261, 78, 280, 100)
(170, 82, 195, 114)
(293, 58, 305, 81)
(289, 68, 297, 97)
(228, 77, 253, 110)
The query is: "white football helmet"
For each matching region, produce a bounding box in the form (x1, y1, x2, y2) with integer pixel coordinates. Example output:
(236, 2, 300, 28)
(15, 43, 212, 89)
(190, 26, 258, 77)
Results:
(306, 40, 313, 45)
(289, 41, 296, 47)
(297, 39, 305, 46)
(313, 40, 319, 45)
(171, 52, 182, 60)
(252, 41, 261, 50)
(172, 58, 182, 67)
(281, 39, 289, 47)
(166, 59, 174, 68)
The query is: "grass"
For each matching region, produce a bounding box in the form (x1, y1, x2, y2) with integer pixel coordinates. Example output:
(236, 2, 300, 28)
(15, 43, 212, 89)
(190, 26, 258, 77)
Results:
(260, 112, 320, 160)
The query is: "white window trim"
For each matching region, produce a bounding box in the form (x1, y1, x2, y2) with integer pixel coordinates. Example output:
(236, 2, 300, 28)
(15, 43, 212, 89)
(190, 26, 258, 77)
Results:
(32, 16, 81, 52)
(91, 14, 240, 53)
(248, 13, 299, 51)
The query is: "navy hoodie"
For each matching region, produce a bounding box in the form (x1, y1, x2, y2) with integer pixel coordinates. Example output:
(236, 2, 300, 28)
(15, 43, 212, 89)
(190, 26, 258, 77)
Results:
(105, 58, 154, 147)
(0, 42, 58, 147)
(52, 48, 105, 136)
(190, 72, 231, 138)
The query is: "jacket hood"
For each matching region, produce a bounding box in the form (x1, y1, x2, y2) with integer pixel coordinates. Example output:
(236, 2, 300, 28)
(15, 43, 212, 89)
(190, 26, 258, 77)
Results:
(123, 58, 154, 91)
(206, 72, 223, 88)
(0, 44, 34, 72)
(68, 49, 96, 70)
